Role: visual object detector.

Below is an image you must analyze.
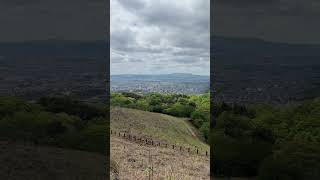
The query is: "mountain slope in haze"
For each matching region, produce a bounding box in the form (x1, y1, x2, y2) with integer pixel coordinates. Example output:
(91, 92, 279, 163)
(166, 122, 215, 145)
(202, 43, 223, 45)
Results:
(0, 41, 108, 101)
(212, 36, 320, 104)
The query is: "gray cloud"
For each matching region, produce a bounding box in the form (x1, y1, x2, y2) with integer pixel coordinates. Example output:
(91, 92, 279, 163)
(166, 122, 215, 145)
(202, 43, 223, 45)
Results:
(110, 28, 137, 51)
(111, 0, 210, 75)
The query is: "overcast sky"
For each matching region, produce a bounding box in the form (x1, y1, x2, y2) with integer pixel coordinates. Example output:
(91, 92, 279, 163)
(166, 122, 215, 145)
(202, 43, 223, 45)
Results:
(0, 0, 106, 41)
(214, 0, 320, 44)
(111, 0, 210, 75)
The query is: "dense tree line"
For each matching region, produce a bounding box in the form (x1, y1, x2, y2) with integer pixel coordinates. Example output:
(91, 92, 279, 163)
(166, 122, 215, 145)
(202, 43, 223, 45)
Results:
(0, 96, 108, 153)
(110, 92, 210, 140)
(211, 98, 320, 179)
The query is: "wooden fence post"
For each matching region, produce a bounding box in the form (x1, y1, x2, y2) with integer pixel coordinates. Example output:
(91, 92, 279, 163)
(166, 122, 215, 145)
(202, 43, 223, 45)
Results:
(112, 129, 206, 157)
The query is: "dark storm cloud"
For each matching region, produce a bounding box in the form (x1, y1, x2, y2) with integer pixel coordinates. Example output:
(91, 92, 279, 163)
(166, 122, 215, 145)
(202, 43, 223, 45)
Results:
(0, 0, 106, 41)
(214, 0, 320, 43)
(111, 0, 210, 75)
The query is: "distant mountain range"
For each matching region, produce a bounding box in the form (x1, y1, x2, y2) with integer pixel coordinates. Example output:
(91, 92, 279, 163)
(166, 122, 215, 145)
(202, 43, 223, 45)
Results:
(212, 36, 320, 104)
(111, 73, 210, 94)
(111, 73, 209, 82)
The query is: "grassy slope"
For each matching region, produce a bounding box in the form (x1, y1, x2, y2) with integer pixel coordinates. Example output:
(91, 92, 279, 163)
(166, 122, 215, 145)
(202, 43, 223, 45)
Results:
(110, 136, 210, 179)
(110, 106, 209, 151)
(0, 141, 107, 180)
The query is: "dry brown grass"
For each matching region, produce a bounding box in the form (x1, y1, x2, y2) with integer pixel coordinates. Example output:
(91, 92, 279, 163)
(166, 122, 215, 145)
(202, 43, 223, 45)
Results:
(110, 136, 210, 180)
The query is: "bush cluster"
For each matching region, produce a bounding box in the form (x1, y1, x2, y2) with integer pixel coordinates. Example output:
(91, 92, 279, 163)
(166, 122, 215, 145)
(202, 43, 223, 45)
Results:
(0, 96, 108, 153)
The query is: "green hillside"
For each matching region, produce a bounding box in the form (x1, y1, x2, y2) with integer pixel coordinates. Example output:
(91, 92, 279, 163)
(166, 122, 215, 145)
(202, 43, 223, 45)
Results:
(110, 106, 209, 151)
(211, 98, 320, 179)
(0, 96, 108, 180)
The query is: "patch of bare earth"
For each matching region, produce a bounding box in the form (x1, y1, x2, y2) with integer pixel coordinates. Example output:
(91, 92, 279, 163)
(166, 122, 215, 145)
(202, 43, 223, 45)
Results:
(110, 136, 210, 180)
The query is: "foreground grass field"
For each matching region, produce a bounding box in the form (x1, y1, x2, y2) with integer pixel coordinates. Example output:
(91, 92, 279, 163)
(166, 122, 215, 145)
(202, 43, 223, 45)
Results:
(110, 106, 210, 179)
(110, 136, 210, 179)
(0, 140, 107, 180)
(111, 106, 209, 151)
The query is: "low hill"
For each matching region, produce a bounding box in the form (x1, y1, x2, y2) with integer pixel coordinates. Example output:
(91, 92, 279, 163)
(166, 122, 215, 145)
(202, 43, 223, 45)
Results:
(110, 106, 209, 151)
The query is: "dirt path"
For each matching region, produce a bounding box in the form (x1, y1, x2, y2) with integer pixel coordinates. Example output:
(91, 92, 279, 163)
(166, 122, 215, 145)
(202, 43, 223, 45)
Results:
(187, 124, 197, 137)
(184, 119, 197, 137)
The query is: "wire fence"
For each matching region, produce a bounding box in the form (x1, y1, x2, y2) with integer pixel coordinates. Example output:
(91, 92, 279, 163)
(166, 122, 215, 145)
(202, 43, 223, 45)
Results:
(110, 130, 210, 157)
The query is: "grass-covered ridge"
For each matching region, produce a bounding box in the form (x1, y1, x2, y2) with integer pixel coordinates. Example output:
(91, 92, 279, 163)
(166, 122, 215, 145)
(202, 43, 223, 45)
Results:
(111, 92, 210, 140)
(111, 107, 208, 151)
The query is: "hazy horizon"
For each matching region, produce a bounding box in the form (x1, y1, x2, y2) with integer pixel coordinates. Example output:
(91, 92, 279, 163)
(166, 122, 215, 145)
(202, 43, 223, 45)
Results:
(110, 72, 209, 76)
